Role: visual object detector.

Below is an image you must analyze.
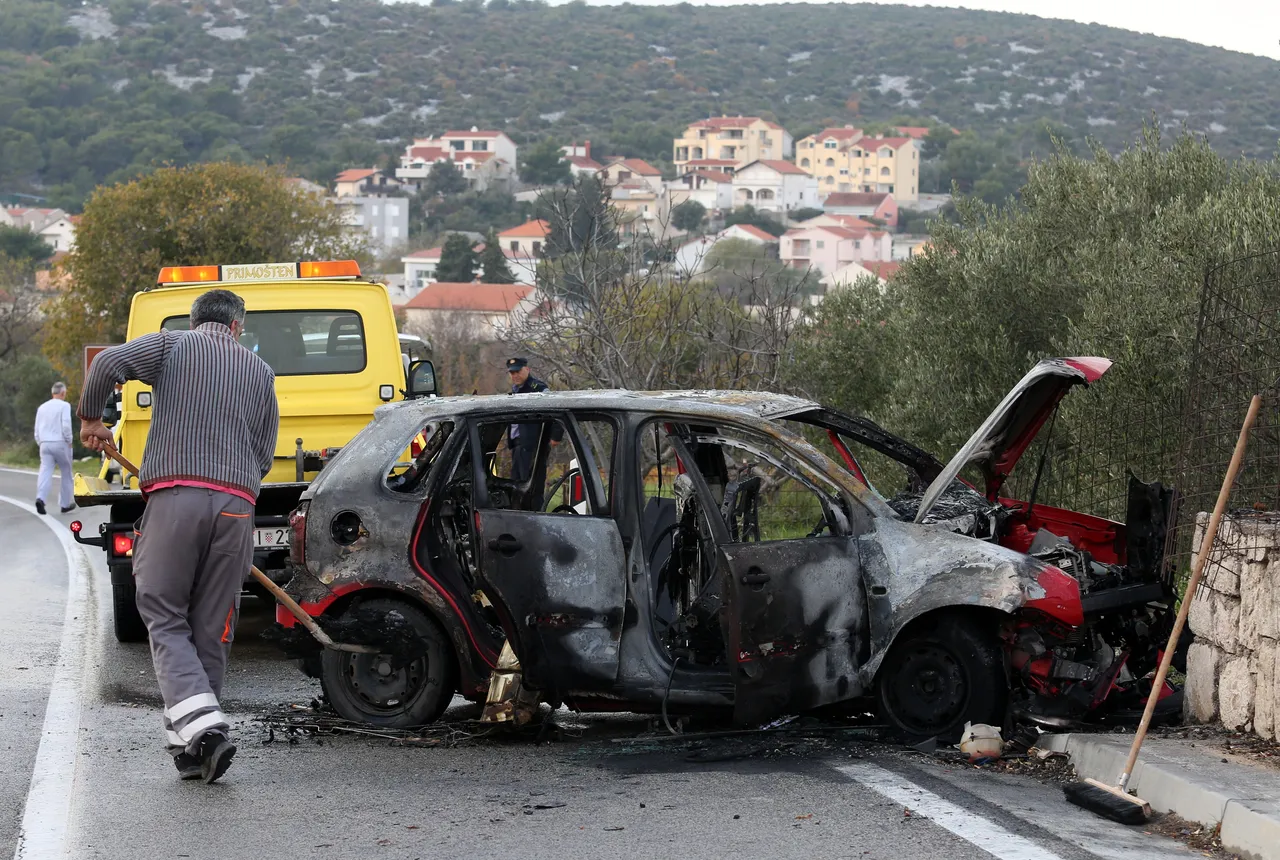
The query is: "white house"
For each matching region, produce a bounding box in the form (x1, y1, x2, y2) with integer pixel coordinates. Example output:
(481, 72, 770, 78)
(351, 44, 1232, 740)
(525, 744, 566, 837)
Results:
(599, 158, 665, 194)
(667, 170, 735, 212)
(497, 220, 550, 281)
(779, 224, 893, 275)
(820, 260, 903, 294)
(38, 215, 78, 252)
(395, 129, 518, 192)
(672, 223, 778, 279)
(562, 142, 604, 177)
(402, 247, 443, 291)
(333, 169, 405, 198)
(332, 196, 410, 254)
(2, 207, 76, 251)
(731, 160, 819, 215)
(401, 282, 538, 342)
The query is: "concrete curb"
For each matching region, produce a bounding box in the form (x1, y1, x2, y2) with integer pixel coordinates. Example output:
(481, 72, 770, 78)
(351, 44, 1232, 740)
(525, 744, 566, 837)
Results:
(1042, 733, 1280, 860)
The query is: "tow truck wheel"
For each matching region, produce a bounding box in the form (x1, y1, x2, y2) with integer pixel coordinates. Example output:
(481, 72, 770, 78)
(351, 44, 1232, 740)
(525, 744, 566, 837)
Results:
(111, 579, 148, 643)
(319, 599, 456, 728)
(875, 614, 1006, 743)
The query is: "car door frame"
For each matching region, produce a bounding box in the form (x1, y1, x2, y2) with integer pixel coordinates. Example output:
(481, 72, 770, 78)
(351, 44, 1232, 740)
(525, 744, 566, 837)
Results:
(468, 410, 628, 693)
(664, 422, 872, 724)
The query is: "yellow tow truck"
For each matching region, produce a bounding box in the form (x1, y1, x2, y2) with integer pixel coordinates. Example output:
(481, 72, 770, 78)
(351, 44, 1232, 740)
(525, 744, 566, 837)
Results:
(72, 260, 437, 641)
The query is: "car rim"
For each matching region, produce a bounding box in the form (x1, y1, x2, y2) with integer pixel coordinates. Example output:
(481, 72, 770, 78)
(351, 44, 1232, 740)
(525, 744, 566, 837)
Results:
(885, 642, 969, 735)
(343, 651, 428, 714)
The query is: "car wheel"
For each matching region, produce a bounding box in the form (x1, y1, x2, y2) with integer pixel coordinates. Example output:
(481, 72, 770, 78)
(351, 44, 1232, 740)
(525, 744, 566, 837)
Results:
(320, 598, 456, 728)
(112, 579, 148, 643)
(875, 614, 1006, 742)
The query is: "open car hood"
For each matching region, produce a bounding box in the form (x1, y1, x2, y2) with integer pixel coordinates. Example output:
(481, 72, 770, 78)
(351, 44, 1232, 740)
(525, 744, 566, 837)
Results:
(913, 357, 1112, 524)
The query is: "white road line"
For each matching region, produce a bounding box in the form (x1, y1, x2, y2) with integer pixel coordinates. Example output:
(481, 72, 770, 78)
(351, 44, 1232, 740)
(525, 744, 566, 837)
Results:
(1, 495, 94, 860)
(0, 467, 38, 476)
(836, 762, 1070, 860)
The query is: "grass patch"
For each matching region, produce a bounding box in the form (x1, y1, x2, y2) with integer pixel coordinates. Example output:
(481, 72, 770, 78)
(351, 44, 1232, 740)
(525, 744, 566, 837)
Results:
(0, 441, 103, 475)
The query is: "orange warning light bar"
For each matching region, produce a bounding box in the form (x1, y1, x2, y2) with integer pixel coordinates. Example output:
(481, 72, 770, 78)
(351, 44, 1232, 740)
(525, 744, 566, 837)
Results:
(157, 265, 220, 285)
(155, 261, 362, 286)
(299, 260, 361, 279)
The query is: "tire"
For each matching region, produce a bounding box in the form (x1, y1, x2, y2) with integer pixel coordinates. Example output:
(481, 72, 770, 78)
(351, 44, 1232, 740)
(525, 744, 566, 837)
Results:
(112, 580, 148, 643)
(320, 598, 457, 728)
(875, 614, 1007, 742)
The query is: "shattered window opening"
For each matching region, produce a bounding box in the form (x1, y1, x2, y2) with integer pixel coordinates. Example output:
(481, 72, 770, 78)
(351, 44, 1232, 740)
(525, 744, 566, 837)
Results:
(386, 420, 455, 495)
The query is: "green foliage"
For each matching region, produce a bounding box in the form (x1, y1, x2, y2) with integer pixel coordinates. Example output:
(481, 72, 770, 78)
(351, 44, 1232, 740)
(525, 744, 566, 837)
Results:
(723, 206, 785, 237)
(424, 160, 468, 197)
(42, 162, 355, 381)
(0, 225, 54, 267)
(789, 207, 824, 223)
(520, 138, 571, 186)
(670, 199, 706, 233)
(703, 238, 815, 300)
(0, 352, 59, 440)
(436, 233, 478, 282)
(540, 175, 618, 259)
(0, 0, 1274, 203)
(421, 188, 528, 237)
(478, 229, 516, 283)
(790, 128, 1280, 511)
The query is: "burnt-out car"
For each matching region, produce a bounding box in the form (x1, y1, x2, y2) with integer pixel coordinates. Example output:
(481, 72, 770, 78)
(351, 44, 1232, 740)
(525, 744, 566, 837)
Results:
(276, 357, 1175, 739)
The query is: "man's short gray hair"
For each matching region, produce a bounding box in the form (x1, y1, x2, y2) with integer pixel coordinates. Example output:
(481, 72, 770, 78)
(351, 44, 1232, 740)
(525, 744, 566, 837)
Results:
(190, 289, 246, 328)
(51, 382, 66, 396)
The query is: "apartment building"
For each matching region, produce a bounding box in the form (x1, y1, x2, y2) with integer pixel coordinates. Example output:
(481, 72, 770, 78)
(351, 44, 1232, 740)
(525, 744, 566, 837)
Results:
(673, 117, 793, 172)
(394, 129, 518, 192)
(731, 160, 819, 215)
(779, 224, 893, 275)
(795, 127, 919, 202)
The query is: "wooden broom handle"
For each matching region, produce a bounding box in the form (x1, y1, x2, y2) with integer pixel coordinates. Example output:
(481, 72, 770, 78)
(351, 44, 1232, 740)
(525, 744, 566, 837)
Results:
(98, 440, 375, 654)
(1118, 393, 1262, 789)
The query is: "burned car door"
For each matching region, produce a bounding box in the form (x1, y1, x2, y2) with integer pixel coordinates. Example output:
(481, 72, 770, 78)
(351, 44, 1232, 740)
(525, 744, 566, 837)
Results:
(669, 424, 869, 725)
(470, 413, 626, 692)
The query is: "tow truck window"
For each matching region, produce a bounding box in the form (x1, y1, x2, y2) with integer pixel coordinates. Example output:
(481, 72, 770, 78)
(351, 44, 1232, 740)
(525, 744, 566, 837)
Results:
(162, 310, 367, 376)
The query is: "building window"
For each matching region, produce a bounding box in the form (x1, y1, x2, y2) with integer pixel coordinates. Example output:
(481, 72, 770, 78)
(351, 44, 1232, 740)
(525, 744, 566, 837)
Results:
(912, 168, 916, 176)
(473, 141, 488, 151)
(727, 130, 743, 139)
(839, 169, 848, 175)
(825, 176, 835, 185)
(619, 170, 632, 180)
(855, 240, 861, 250)
(801, 158, 810, 167)
(450, 140, 465, 151)
(388, 204, 399, 215)
(879, 148, 892, 158)
(864, 168, 871, 175)
(390, 226, 400, 238)
(816, 240, 825, 249)
(510, 241, 520, 251)
(532, 241, 541, 255)
(853, 149, 862, 157)
(793, 240, 810, 255)
(824, 140, 837, 149)
(888, 185, 894, 193)
(757, 189, 774, 200)
(371, 204, 379, 215)
(880, 167, 890, 176)
(825, 158, 835, 167)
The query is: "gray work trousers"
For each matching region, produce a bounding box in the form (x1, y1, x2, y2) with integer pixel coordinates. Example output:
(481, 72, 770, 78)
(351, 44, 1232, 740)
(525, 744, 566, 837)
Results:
(36, 442, 74, 509)
(132, 486, 253, 754)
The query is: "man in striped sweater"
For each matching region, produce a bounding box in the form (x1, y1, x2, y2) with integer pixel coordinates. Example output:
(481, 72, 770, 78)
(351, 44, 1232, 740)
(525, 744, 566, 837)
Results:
(79, 288, 279, 784)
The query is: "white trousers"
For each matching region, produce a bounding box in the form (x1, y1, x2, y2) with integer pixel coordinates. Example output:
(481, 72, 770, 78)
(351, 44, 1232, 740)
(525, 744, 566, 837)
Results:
(37, 442, 74, 509)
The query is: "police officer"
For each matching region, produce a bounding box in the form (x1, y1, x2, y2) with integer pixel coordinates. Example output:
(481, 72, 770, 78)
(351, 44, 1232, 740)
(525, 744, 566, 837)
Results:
(505, 357, 557, 485)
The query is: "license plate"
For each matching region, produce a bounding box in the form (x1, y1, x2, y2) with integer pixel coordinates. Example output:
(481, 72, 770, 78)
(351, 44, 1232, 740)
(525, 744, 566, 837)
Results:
(254, 527, 289, 549)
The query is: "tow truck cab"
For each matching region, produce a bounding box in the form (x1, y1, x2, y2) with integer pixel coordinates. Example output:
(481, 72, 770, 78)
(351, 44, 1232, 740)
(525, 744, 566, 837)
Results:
(72, 260, 437, 642)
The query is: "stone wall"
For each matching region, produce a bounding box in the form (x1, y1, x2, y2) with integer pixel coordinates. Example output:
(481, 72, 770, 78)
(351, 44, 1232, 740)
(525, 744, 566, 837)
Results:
(1185, 513, 1280, 740)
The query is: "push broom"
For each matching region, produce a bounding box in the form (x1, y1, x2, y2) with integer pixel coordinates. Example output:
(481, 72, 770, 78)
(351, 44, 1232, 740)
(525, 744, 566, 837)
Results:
(100, 441, 376, 655)
(1063, 393, 1261, 825)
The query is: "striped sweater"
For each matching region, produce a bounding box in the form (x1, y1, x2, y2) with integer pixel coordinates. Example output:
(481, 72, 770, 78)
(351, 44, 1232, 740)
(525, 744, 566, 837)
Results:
(79, 323, 280, 500)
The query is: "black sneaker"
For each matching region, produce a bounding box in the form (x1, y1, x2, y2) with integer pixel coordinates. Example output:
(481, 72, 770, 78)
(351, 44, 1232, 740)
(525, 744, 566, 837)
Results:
(197, 732, 236, 784)
(61, 503, 77, 514)
(174, 752, 202, 780)
(35, 500, 46, 515)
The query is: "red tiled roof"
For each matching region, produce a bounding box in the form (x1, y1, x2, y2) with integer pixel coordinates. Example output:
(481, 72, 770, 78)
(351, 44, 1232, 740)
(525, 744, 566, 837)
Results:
(567, 155, 604, 170)
(408, 145, 447, 161)
(864, 261, 902, 279)
(815, 127, 863, 141)
(402, 247, 442, 260)
(690, 170, 734, 184)
(498, 219, 550, 239)
(457, 151, 494, 163)
(893, 126, 932, 140)
(684, 159, 738, 168)
(689, 116, 783, 131)
(865, 137, 913, 150)
(745, 159, 810, 176)
(335, 168, 378, 183)
(443, 130, 504, 138)
(607, 158, 662, 176)
(786, 225, 869, 241)
(403, 283, 534, 312)
(726, 224, 778, 242)
(824, 192, 892, 207)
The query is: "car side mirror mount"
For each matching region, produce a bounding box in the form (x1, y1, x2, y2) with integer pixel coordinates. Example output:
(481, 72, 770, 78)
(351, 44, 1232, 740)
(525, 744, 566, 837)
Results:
(407, 359, 437, 400)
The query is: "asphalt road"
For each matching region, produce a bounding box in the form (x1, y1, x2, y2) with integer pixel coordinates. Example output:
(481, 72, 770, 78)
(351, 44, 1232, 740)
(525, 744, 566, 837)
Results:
(0, 467, 1199, 860)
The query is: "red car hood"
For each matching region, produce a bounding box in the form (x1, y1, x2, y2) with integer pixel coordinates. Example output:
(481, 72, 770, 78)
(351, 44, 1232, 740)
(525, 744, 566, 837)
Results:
(913, 357, 1112, 524)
